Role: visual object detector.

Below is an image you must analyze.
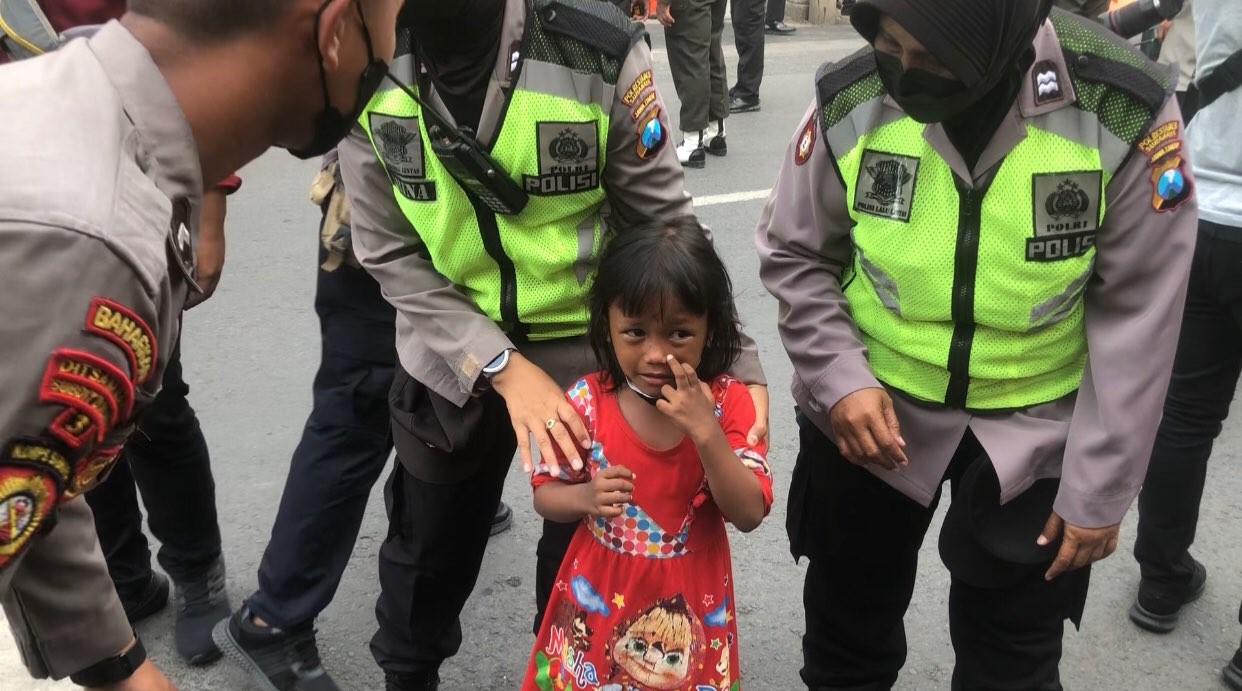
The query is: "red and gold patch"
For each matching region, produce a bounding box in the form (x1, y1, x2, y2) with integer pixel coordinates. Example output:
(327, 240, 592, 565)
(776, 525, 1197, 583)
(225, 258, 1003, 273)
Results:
(795, 116, 816, 166)
(49, 408, 98, 449)
(1138, 121, 1179, 158)
(46, 350, 133, 423)
(65, 444, 123, 498)
(630, 90, 657, 122)
(3, 439, 72, 491)
(84, 297, 156, 384)
(0, 466, 56, 567)
(622, 70, 654, 106)
(39, 361, 118, 439)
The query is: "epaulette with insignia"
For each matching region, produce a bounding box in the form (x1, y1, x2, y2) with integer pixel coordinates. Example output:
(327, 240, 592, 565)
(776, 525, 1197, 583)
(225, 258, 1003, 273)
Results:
(1049, 8, 1172, 146)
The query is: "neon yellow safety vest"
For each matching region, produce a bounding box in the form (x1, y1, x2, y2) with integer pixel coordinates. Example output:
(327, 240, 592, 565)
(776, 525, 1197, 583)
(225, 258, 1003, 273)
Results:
(359, 1, 641, 340)
(818, 10, 1172, 410)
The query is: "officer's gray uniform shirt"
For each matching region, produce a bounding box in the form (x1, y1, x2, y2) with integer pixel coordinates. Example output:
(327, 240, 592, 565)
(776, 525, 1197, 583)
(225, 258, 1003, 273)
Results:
(0, 20, 200, 678)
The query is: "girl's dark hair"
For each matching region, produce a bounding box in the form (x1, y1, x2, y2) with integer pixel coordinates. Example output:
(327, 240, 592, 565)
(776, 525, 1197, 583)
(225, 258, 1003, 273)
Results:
(588, 215, 743, 390)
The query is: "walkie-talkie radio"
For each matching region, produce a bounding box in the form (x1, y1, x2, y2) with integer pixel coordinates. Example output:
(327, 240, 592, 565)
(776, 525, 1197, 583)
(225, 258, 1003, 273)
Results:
(384, 70, 529, 216)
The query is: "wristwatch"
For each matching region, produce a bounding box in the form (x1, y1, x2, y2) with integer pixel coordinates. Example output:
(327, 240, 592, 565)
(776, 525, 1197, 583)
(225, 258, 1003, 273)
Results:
(482, 348, 516, 379)
(70, 634, 145, 687)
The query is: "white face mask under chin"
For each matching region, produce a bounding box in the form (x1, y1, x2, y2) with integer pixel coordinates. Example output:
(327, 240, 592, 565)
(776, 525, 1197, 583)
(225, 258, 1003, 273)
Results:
(625, 377, 662, 406)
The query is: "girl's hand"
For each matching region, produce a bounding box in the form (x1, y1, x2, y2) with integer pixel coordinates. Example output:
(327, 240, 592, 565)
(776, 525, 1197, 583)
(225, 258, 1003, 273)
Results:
(582, 465, 635, 518)
(656, 355, 719, 444)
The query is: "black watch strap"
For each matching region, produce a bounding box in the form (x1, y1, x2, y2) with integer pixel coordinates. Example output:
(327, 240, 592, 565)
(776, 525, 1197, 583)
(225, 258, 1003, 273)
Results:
(70, 633, 145, 687)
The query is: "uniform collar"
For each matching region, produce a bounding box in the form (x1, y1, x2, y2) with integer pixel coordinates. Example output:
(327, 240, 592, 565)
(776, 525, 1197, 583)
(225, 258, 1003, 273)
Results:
(87, 21, 204, 209)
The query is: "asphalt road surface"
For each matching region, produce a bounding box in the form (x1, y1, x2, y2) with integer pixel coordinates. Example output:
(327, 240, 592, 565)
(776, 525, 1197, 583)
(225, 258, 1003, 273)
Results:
(3, 18, 1240, 691)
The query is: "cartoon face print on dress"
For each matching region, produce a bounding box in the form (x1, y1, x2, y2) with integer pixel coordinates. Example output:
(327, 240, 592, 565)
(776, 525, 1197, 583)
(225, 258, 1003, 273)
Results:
(606, 594, 706, 690)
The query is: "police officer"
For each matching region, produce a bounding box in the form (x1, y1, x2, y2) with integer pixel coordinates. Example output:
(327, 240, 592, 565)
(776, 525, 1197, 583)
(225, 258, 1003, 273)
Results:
(757, 0, 1196, 687)
(1, 0, 238, 665)
(0, 0, 402, 688)
(241, 1, 764, 689)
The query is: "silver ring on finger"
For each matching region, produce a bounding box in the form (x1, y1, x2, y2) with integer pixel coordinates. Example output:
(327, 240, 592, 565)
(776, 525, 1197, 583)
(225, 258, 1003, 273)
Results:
(546, 418, 557, 430)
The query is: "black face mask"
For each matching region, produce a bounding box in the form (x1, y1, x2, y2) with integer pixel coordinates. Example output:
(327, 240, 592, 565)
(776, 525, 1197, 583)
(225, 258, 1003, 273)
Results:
(874, 51, 976, 124)
(288, 0, 389, 160)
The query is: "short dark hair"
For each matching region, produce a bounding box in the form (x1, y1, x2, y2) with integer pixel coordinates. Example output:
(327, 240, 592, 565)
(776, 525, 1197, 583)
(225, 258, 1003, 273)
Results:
(127, 0, 299, 40)
(588, 216, 743, 391)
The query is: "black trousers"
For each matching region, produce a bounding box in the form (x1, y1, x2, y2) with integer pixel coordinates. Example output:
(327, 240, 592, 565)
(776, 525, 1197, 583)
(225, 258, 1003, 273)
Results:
(1135, 220, 1240, 599)
(665, 0, 730, 132)
(370, 369, 575, 674)
(730, 0, 765, 100)
(766, 0, 787, 22)
(86, 342, 223, 598)
(791, 413, 1088, 691)
(246, 242, 397, 629)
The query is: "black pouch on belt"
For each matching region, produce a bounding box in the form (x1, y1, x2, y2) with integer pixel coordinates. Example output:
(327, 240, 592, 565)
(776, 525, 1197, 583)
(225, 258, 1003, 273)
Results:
(388, 368, 488, 484)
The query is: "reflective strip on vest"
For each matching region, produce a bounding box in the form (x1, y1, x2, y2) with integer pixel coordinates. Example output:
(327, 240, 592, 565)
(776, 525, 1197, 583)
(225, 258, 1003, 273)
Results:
(833, 110, 1110, 410)
(359, 56, 610, 340)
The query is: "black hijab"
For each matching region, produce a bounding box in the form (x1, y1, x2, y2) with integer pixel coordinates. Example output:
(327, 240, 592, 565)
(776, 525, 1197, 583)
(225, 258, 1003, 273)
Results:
(401, 0, 506, 130)
(851, 0, 1054, 169)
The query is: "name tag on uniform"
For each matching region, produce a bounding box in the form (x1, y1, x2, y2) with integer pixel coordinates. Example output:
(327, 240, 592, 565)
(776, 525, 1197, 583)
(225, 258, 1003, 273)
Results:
(1028, 171, 1101, 262)
(371, 113, 437, 202)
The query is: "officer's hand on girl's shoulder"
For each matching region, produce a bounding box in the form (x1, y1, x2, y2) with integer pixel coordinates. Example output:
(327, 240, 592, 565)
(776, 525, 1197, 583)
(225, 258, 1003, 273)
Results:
(656, 355, 720, 444)
(1039, 512, 1121, 580)
(829, 387, 908, 470)
(491, 353, 590, 476)
(582, 465, 635, 518)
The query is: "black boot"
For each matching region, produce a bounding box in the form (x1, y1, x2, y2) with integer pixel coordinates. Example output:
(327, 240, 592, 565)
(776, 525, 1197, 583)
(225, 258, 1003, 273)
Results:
(1128, 557, 1208, 633)
(385, 670, 440, 691)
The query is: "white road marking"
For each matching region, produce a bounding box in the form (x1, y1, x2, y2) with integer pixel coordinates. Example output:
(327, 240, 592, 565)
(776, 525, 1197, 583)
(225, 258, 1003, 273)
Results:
(694, 189, 773, 207)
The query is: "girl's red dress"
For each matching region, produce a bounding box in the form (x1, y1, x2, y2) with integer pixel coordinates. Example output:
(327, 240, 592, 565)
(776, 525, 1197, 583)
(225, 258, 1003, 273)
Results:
(522, 372, 772, 691)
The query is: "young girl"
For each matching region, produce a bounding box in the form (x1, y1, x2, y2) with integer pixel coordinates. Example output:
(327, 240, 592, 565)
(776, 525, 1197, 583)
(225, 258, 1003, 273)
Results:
(522, 217, 772, 691)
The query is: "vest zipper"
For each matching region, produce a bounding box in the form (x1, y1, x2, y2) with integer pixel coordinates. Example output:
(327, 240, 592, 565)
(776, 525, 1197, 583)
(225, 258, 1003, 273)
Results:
(945, 178, 984, 408)
(466, 194, 528, 338)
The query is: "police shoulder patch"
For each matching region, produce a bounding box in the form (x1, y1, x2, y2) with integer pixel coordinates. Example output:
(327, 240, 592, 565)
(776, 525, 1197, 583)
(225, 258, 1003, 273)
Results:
(46, 350, 133, 423)
(0, 465, 57, 567)
(84, 297, 156, 384)
(48, 409, 97, 450)
(65, 444, 123, 498)
(795, 116, 816, 166)
(1141, 121, 1192, 213)
(636, 109, 667, 160)
(3, 439, 72, 491)
(622, 69, 654, 106)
